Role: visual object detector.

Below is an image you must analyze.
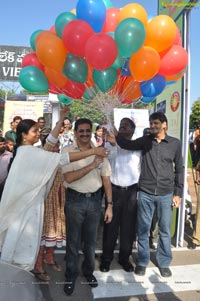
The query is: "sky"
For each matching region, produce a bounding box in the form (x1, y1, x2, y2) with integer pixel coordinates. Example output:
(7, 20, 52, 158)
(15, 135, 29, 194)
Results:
(0, 0, 199, 109)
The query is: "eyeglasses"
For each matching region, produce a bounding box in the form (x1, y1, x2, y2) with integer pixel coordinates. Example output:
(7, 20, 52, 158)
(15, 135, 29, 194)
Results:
(77, 129, 92, 133)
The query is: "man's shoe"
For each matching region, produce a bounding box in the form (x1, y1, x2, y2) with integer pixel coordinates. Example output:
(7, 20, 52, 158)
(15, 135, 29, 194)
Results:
(187, 242, 197, 249)
(135, 265, 146, 276)
(149, 243, 157, 250)
(64, 280, 75, 295)
(99, 261, 110, 272)
(158, 267, 172, 277)
(119, 260, 134, 272)
(84, 274, 98, 288)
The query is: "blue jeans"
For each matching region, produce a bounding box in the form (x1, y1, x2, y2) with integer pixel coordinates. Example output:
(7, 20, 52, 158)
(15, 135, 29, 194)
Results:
(64, 190, 101, 281)
(137, 190, 173, 268)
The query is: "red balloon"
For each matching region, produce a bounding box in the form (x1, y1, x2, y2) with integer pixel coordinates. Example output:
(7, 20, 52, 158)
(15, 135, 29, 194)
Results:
(173, 27, 182, 46)
(158, 45, 188, 76)
(21, 53, 44, 71)
(48, 83, 62, 94)
(62, 20, 94, 57)
(49, 25, 56, 33)
(62, 79, 85, 99)
(102, 8, 120, 33)
(85, 33, 117, 70)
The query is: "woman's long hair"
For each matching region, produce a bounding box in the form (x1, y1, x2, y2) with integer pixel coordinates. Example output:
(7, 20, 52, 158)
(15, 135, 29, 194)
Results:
(11, 119, 37, 165)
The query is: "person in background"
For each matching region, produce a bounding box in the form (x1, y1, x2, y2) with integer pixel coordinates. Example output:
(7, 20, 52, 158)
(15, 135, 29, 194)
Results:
(189, 123, 200, 167)
(114, 112, 184, 278)
(37, 116, 46, 132)
(62, 118, 112, 296)
(59, 118, 74, 150)
(0, 137, 13, 200)
(92, 125, 105, 147)
(0, 108, 108, 273)
(100, 118, 140, 273)
(5, 116, 22, 143)
(5, 137, 15, 153)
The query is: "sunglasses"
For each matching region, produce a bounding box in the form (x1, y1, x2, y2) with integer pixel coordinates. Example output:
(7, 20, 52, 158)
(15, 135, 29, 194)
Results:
(77, 129, 92, 133)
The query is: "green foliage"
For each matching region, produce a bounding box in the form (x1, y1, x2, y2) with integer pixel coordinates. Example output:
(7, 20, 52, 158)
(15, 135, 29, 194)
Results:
(189, 99, 200, 128)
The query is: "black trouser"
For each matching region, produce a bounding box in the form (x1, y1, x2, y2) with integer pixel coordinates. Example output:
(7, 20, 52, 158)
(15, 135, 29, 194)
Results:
(101, 183, 138, 264)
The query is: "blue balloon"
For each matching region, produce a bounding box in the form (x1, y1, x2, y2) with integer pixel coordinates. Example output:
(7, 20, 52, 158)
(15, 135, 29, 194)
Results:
(121, 59, 131, 76)
(140, 96, 155, 104)
(76, 0, 106, 33)
(140, 75, 166, 98)
(166, 80, 176, 85)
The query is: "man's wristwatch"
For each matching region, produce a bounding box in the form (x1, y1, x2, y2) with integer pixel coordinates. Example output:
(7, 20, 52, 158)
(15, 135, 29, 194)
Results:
(107, 201, 113, 206)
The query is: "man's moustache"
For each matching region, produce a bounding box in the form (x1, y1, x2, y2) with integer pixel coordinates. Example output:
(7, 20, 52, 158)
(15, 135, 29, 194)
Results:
(80, 135, 90, 138)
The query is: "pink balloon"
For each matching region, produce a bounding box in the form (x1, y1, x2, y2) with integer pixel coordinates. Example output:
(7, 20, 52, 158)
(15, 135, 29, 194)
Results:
(102, 8, 120, 33)
(85, 33, 117, 70)
(158, 45, 188, 76)
(173, 27, 182, 46)
(49, 25, 56, 33)
(62, 20, 94, 57)
(21, 53, 44, 71)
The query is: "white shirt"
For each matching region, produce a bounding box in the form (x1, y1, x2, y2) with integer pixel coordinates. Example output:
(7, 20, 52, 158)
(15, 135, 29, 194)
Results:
(105, 135, 141, 187)
(0, 150, 13, 184)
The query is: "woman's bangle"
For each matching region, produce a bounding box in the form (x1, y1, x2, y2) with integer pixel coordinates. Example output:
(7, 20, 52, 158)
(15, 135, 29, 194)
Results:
(107, 201, 113, 206)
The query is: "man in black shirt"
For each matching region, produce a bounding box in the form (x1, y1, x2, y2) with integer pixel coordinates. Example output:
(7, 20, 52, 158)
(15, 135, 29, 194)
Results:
(115, 112, 184, 278)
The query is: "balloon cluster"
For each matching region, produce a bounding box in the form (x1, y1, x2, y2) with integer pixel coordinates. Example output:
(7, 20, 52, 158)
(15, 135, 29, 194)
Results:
(19, 0, 188, 106)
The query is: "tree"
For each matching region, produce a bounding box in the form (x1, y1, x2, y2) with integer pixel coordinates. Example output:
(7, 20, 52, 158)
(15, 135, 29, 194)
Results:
(189, 99, 200, 128)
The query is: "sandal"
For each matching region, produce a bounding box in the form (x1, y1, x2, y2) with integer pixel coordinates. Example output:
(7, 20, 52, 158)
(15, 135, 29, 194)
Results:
(31, 269, 51, 281)
(43, 260, 62, 272)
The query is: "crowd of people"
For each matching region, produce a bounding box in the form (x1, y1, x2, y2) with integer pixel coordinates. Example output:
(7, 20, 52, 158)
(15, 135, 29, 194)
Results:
(1, 109, 197, 297)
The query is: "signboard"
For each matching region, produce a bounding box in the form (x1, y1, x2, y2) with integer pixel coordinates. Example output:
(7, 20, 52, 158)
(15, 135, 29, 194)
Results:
(159, 0, 199, 20)
(3, 101, 43, 133)
(0, 46, 31, 81)
(114, 108, 149, 138)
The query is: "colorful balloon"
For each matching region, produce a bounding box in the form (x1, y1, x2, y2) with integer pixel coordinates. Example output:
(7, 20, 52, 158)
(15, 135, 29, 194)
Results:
(62, 53, 88, 83)
(85, 33, 117, 70)
(44, 67, 68, 88)
(120, 77, 142, 101)
(55, 12, 76, 38)
(140, 74, 166, 97)
(102, 8, 120, 32)
(158, 45, 188, 76)
(76, 0, 106, 33)
(30, 30, 43, 51)
(57, 93, 74, 105)
(129, 46, 160, 82)
(145, 15, 177, 52)
(19, 66, 48, 92)
(21, 53, 44, 71)
(140, 96, 155, 103)
(36, 31, 67, 71)
(62, 20, 94, 57)
(102, 0, 113, 8)
(62, 79, 85, 99)
(115, 18, 146, 58)
(93, 67, 117, 92)
(118, 3, 148, 26)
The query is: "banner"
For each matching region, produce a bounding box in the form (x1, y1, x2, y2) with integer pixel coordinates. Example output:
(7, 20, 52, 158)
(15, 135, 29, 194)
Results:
(3, 101, 43, 133)
(159, 0, 199, 20)
(0, 46, 31, 81)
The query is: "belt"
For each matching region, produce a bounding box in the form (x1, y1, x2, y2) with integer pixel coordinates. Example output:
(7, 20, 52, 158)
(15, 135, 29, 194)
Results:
(112, 183, 137, 191)
(67, 187, 101, 198)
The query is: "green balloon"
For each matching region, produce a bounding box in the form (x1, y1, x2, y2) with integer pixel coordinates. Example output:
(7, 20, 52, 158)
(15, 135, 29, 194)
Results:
(19, 66, 48, 92)
(115, 18, 146, 58)
(55, 12, 76, 38)
(102, 0, 113, 8)
(83, 87, 97, 100)
(62, 53, 88, 83)
(57, 94, 74, 105)
(112, 53, 125, 69)
(93, 67, 117, 92)
(30, 29, 43, 51)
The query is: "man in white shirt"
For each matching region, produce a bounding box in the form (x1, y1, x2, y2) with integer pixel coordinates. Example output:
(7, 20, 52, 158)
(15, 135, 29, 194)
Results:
(100, 118, 141, 272)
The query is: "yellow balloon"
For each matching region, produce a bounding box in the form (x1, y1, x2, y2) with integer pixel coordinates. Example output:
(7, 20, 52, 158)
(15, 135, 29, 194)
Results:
(118, 3, 148, 27)
(71, 8, 76, 15)
(145, 15, 177, 52)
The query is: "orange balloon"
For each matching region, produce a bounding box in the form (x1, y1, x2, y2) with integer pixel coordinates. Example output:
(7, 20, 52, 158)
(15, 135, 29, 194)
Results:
(36, 31, 67, 71)
(86, 65, 94, 87)
(129, 46, 160, 82)
(118, 3, 148, 27)
(145, 15, 177, 52)
(102, 8, 120, 32)
(120, 76, 142, 101)
(44, 67, 68, 88)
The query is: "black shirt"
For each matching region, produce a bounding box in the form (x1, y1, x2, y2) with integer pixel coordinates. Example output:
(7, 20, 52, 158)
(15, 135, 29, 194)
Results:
(116, 133, 184, 196)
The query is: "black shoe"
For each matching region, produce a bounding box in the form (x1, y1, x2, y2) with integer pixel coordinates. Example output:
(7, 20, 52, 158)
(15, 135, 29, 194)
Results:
(64, 280, 75, 295)
(135, 265, 146, 276)
(158, 267, 172, 277)
(187, 242, 197, 249)
(84, 274, 98, 288)
(99, 261, 110, 272)
(119, 260, 134, 272)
